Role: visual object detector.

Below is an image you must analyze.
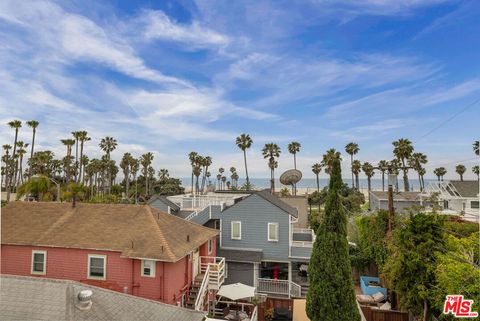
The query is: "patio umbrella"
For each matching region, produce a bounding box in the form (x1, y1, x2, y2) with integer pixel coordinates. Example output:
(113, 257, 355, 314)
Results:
(217, 283, 255, 301)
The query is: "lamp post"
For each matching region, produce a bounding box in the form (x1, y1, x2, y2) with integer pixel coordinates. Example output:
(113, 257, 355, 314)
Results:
(32, 175, 60, 202)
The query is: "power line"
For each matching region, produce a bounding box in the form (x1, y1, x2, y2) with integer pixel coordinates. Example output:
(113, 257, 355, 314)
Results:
(423, 157, 478, 168)
(418, 97, 480, 140)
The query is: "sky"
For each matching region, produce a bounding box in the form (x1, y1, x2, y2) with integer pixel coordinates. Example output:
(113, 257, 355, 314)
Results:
(0, 0, 479, 181)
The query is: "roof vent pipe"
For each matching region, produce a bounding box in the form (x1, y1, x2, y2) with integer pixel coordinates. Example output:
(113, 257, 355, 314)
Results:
(187, 235, 190, 242)
(76, 289, 93, 310)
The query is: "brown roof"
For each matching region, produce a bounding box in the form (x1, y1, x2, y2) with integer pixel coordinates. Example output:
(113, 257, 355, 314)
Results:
(1, 202, 218, 262)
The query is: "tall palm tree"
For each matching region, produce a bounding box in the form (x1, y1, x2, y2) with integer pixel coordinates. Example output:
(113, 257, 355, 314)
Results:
(120, 153, 134, 197)
(221, 176, 227, 190)
(188, 152, 198, 195)
(99, 136, 118, 194)
(236, 134, 253, 189)
(345, 142, 359, 188)
(140, 152, 154, 197)
(218, 167, 225, 190)
(76, 131, 90, 183)
(361, 162, 375, 191)
(472, 165, 479, 182)
(216, 174, 222, 190)
(388, 159, 401, 191)
(352, 160, 362, 189)
(158, 168, 169, 182)
(193, 163, 202, 195)
(72, 131, 81, 182)
(378, 160, 388, 191)
(392, 138, 414, 191)
(321, 148, 342, 175)
(200, 156, 212, 193)
(408, 152, 428, 191)
(418, 167, 426, 191)
(311, 163, 322, 192)
(26, 120, 39, 178)
(80, 155, 89, 184)
(262, 143, 281, 194)
(455, 164, 466, 181)
(288, 141, 301, 195)
(474, 141, 479, 156)
(61, 139, 75, 183)
(7, 120, 22, 200)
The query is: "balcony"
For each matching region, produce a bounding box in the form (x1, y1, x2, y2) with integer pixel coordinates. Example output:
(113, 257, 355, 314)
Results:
(257, 278, 302, 298)
(290, 228, 314, 259)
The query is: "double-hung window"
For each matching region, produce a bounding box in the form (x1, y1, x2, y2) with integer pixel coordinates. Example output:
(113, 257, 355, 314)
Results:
(231, 221, 241, 240)
(141, 260, 156, 277)
(88, 254, 106, 280)
(268, 223, 279, 242)
(31, 250, 47, 275)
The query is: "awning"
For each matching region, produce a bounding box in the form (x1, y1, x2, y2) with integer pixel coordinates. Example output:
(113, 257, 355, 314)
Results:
(217, 283, 256, 301)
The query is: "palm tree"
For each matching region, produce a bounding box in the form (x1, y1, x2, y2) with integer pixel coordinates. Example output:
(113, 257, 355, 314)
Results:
(61, 139, 75, 183)
(120, 153, 134, 197)
(216, 174, 222, 190)
(392, 138, 414, 191)
(472, 165, 479, 182)
(474, 141, 479, 156)
(388, 159, 401, 191)
(321, 148, 342, 175)
(188, 152, 198, 195)
(80, 155, 89, 184)
(26, 120, 39, 178)
(455, 164, 466, 181)
(76, 131, 90, 183)
(288, 141, 301, 195)
(408, 152, 428, 191)
(433, 167, 447, 182)
(200, 156, 212, 193)
(72, 131, 81, 182)
(7, 120, 22, 201)
(193, 163, 202, 195)
(352, 160, 362, 189)
(131, 158, 140, 203)
(418, 167, 426, 191)
(378, 160, 388, 191)
(99, 136, 118, 194)
(236, 134, 253, 189)
(158, 168, 169, 182)
(15, 141, 29, 186)
(218, 167, 225, 190)
(221, 176, 227, 190)
(345, 142, 359, 188)
(311, 163, 322, 192)
(361, 162, 375, 191)
(140, 152, 154, 196)
(262, 143, 281, 194)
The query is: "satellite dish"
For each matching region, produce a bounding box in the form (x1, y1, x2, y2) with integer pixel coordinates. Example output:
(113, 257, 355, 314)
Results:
(280, 169, 302, 186)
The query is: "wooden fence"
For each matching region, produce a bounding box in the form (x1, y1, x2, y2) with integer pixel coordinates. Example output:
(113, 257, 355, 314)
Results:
(360, 305, 409, 321)
(257, 297, 293, 321)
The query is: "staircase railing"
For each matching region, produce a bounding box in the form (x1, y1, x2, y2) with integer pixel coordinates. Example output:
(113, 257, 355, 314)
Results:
(290, 281, 302, 298)
(251, 306, 258, 321)
(200, 256, 225, 290)
(194, 265, 210, 311)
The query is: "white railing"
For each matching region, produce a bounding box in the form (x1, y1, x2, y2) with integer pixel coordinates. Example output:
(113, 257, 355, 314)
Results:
(200, 256, 225, 290)
(251, 306, 258, 321)
(291, 240, 314, 248)
(290, 281, 302, 298)
(195, 265, 210, 311)
(293, 228, 314, 234)
(168, 195, 233, 210)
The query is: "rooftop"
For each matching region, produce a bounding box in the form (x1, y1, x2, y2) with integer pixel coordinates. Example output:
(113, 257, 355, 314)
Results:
(370, 191, 422, 201)
(448, 180, 479, 198)
(0, 274, 205, 321)
(1, 202, 218, 262)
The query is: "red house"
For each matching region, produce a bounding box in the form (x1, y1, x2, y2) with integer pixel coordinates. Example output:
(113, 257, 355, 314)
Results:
(1, 202, 224, 308)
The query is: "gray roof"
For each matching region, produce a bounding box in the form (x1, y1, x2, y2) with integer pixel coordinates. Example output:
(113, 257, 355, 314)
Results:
(217, 247, 263, 263)
(448, 180, 479, 198)
(148, 195, 180, 211)
(0, 275, 205, 321)
(254, 190, 298, 217)
(369, 191, 422, 201)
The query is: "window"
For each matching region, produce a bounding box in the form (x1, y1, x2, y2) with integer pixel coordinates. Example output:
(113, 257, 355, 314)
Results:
(231, 221, 241, 240)
(31, 250, 46, 275)
(208, 239, 213, 254)
(88, 254, 106, 280)
(268, 223, 279, 242)
(141, 260, 156, 277)
(471, 201, 479, 209)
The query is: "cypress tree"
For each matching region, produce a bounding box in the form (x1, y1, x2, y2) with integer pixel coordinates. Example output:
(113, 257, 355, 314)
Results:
(306, 159, 360, 321)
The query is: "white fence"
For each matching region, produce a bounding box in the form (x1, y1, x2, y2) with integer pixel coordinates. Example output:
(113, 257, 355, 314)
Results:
(257, 278, 302, 297)
(200, 256, 225, 290)
(195, 265, 210, 311)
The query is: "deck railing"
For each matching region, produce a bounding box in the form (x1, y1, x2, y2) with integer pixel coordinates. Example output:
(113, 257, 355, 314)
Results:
(195, 265, 210, 311)
(251, 306, 258, 321)
(291, 228, 316, 247)
(200, 256, 225, 290)
(257, 278, 302, 297)
(168, 195, 233, 210)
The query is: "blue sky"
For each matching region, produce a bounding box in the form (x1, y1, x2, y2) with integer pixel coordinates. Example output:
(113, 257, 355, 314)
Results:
(0, 0, 479, 180)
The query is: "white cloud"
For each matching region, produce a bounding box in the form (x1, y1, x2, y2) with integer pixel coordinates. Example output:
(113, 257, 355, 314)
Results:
(140, 10, 229, 49)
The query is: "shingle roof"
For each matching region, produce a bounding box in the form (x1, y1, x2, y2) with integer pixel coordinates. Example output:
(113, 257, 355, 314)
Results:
(255, 190, 298, 217)
(448, 180, 479, 198)
(147, 195, 180, 211)
(369, 191, 422, 201)
(1, 202, 218, 262)
(217, 248, 263, 263)
(0, 274, 205, 321)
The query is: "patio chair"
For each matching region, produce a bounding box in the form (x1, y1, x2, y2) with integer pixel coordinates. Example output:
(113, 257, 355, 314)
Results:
(356, 291, 385, 306)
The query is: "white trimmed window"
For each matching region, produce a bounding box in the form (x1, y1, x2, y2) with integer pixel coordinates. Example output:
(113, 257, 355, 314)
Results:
(31, 250, 47, 275)
(208, 239, 213, 254)
(231, 221, 241, 240)
(88, 254, 106, 280)
(268, 223, 279, 242)
(141, 260, 156, 277)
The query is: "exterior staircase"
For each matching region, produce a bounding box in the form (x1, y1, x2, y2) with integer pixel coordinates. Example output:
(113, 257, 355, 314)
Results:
(185, 274, 205, 309)
(300, 284, 309, 297)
